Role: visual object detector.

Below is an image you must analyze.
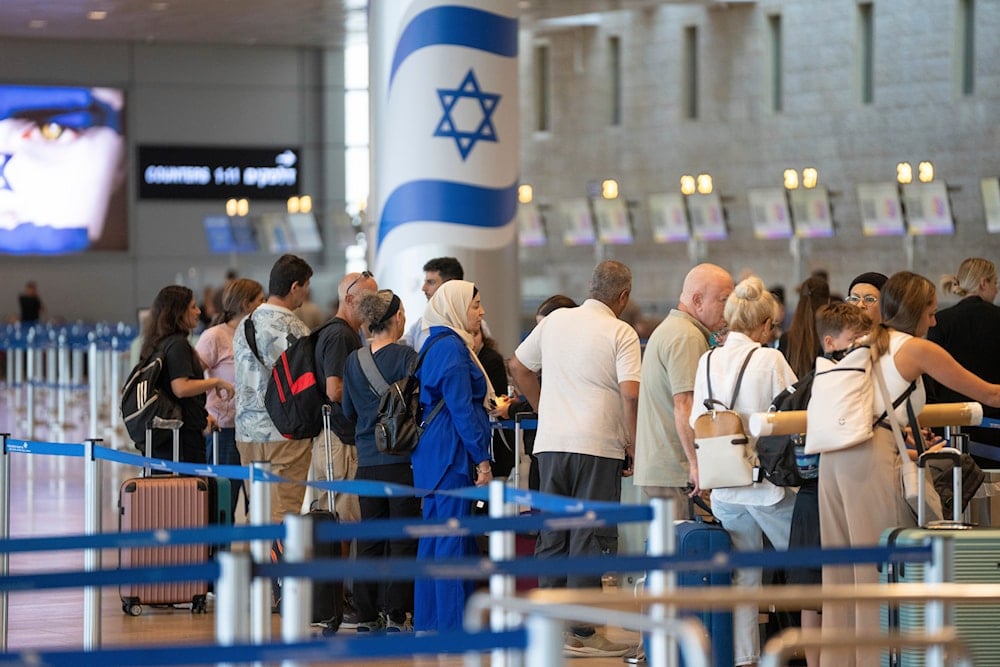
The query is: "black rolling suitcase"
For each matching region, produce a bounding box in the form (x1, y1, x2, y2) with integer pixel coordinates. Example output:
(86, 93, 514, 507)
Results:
(309, 405, 344, 633)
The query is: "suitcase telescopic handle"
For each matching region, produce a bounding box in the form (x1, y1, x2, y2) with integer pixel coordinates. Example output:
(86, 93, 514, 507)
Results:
(321, 404, 335, 514)
(918, 446, 964, 523)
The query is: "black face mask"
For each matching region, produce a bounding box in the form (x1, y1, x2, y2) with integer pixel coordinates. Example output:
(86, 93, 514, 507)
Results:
(825, 347, 851, 362)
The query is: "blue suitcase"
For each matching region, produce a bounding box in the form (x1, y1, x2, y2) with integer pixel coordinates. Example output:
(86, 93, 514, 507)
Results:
(675, 499, 735, 666)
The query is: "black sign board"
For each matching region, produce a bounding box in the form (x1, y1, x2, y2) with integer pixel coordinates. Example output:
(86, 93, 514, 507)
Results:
(137, 145, 300, 200)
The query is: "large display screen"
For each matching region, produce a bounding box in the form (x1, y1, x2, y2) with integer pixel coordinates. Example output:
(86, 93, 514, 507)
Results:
(857, 182, 905, 236)
(647, 193, 690, 243)
(901, 182, 953, 236)
(0, 84, 127, 254)
(138, 145, 300, 200)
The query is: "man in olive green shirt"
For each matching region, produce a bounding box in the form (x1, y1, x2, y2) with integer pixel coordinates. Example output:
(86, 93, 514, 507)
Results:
(634, 263, 733, 518)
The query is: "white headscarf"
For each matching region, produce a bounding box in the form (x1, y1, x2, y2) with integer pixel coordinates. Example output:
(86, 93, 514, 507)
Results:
(422, 280, 496, 406)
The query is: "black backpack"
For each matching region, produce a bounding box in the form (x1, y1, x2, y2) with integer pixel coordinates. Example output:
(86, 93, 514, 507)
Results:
(357, 333, 448, 456)
(755, 371, 816, 487)
(120, 347, 181, 444)
(245, 317, 333, 440)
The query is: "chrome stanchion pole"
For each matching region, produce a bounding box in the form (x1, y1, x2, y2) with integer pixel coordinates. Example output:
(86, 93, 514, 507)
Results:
(108, 337, 121, 433)
(83, 438, 104, 650)
(281, 513, 312, 667)
(24, 329, 35, 437)
(250, 461, 273, 651)
(647, 498, 675, 667)
(1, 433, 11, 651)
(88, 336, 99, 440)
(57, 331, 69, 428)
(526, 614, 564, 667)
(216, 551, 252, 667)
(488, 479, 517, 667)
(45, 330, 57, 415)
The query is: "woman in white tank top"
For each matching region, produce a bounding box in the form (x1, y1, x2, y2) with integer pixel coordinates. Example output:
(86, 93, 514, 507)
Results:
(820, 271, 1000, 667)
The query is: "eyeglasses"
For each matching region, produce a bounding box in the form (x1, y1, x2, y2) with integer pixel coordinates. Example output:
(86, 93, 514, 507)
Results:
(846, 294, 879, 305)
(345, 270, 374, 297)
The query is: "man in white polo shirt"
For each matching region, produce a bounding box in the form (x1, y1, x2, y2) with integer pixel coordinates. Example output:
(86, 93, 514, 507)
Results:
(509, 260, 642, 659)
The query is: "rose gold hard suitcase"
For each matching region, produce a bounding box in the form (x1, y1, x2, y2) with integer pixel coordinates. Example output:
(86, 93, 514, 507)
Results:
(118, 418, 210, 615)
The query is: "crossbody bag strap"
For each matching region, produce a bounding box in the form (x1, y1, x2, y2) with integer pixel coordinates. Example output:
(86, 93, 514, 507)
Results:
(412, 331, 452, 427)
(729, 347, 758, 408)
(873, 361, 914, 467)
(703, 348, 727, 411)
(243, 317, 266, 368)
(357, 346, 389, 397)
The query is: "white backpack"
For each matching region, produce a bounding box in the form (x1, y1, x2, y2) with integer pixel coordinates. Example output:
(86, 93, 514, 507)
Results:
(804, 344, 875, 454)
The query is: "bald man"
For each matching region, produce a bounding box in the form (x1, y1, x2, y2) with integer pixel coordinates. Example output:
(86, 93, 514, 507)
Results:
(312, 270, 378, 522)
(634, 263, 734, 517)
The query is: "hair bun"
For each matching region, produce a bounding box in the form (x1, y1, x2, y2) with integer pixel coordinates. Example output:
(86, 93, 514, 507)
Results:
(734, 276, 765, 301)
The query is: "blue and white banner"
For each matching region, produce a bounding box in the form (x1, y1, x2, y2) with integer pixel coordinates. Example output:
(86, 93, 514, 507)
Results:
(371, 1, 519, 313)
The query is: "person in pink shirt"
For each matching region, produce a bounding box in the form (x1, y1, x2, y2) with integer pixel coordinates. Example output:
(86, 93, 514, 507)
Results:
(196, 278, 265, 515)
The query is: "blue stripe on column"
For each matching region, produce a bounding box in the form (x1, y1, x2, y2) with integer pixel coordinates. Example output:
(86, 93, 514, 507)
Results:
(389, 6, 518, 87)
(377, 179, 517, 247)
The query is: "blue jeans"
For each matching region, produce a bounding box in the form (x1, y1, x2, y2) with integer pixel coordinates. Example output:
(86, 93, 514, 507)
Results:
(711, 490, 797, 666)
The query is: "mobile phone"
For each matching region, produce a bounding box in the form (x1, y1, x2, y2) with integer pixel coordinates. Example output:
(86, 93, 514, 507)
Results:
(624, 454, 633, 471)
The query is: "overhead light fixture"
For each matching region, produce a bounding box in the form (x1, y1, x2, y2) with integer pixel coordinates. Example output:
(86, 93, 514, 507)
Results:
(783, 169, 799, 190)
(601, 179, 619, 200)
(680, 174, 696, 196)
(518, 184, 534, 204)
(87, 10, 108, 20)
(896, 161, 913, 185)
(918, 161, 934, 183)
(236, 198, 249, 217)
(696, 173, 713, 195)
(225, 199, 238, 217)
(802, 167, 819, 189)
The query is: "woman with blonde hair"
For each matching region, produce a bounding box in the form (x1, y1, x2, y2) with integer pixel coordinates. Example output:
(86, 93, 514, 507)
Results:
(690, 276, 797, 667)
(196, 278, 264, 512)
(820, 270, 1000, 666)
(410, 280, 494, 632)
(926, 258, 1000, 464)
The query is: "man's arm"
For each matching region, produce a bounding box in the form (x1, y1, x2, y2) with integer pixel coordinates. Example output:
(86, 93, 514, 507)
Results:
(326, 376, 344, 404)
(619, 380, 639, 476)
(674, 391, 700, 496)
(508, 355, 541, 412)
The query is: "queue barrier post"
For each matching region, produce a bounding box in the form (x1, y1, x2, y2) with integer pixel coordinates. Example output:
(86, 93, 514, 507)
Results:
(88, 337, 99, 440)
(281, 512, 312, 667)
(25, 330, 35, 438)
(216, 551, 252, 667)
(487, 478, 517, 667)
(1, 433, 10, 652)
(83, 438, 104, 650)
(250, 461, 273, 649)
(525, 614, 564, 667)
(647, 497, 674, 667)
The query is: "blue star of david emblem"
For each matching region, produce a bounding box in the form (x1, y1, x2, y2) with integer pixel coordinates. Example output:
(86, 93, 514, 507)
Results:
(434, 68, 501, 160)
(0, 154, 12, 191)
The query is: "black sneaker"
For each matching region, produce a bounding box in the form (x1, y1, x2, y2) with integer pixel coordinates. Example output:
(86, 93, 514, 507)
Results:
(340, 607, 360, 630)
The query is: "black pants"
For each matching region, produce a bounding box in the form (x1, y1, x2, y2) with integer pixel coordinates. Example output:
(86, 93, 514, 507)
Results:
(354, 462, 421, 623)
(535, 451, 622, 590)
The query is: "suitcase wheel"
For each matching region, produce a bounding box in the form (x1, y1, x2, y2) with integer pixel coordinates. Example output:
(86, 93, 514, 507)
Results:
(123, 600, 142, 616)
(191, 595, 208, 614)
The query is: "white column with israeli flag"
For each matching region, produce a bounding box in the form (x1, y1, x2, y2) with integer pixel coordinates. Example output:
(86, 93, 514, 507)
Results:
(370, 0, 520, 352)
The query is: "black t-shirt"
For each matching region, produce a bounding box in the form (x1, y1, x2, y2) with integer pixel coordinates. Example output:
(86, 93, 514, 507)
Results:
(161, 334, 208, 433)
(19, 295, 41, 322)
(314, 317, 362, 442)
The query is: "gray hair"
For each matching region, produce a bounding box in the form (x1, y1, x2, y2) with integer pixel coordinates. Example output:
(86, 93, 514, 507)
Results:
(588, 260, 632, 305)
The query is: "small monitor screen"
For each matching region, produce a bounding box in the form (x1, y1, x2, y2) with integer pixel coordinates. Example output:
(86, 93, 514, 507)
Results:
(647, 193, 690, 243)
(0, 84, 127, 254)
(983, 178, 1000, 234)
(592, 198, 632, 244)
(258, 212, 295, 253)
(857, 183, 905, 237)
(902, 182, 953, 236)
(789, 187, 835, 238)
(518, 202, 546, 247)
(287, 212, 323, 252)
(688, 192, 727, 241)
(747, 187, 793, 240)
(559, 198, 596, 246)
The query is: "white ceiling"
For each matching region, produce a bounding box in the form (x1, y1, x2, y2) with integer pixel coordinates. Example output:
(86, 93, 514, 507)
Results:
(0, 1, 712, 50)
